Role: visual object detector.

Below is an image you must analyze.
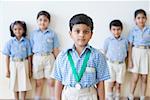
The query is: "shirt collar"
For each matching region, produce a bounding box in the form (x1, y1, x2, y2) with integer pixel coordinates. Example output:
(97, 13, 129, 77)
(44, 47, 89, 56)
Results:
(67, 44, 92, 56)
(37, 28, 50, 34)
(13, 37, 25, 42)
(134, 25, 148, 32)
(110, 34, 122, 40)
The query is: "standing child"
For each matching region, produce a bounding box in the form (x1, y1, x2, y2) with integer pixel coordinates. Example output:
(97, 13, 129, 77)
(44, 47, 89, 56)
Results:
(103, 20, 128, 100)
(128, 9, 150, 100)
(3, 21, 32, 100)
(51, 14, 110, 100)
(30, 10, 60, 100)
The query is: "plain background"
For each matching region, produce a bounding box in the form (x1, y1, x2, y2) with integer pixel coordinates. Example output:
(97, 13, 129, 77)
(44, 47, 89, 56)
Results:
(0, 1, 150, 99)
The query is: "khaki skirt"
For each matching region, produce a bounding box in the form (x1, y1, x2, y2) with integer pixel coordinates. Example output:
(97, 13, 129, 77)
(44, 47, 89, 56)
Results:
(129, 47, 150, 74)
(10, 60, 32, 92)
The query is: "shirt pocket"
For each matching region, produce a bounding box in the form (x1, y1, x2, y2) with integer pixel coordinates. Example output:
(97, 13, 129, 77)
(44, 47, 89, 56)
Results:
(20, 44, 27, 52)
(84, 66, 96, 83)
(46, 37, 53, 44)
(143, 32, 150, 41)
(45, 37, 53, 48)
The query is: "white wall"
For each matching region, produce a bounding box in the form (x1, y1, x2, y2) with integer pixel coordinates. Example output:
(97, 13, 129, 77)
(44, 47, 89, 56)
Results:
(0, 1, 150, 99)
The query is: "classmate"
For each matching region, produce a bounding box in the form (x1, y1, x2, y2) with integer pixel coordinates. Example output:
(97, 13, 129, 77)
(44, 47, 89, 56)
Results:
(51, 13, 110, 100)
(3, 21, 32, 100)
(103, 20, 128, 100)
(128, 9, 150, 100)
(30, 10, 60, 100)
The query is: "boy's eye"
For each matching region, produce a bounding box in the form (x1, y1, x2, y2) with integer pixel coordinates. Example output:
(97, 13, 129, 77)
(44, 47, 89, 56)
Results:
(39, 18, 48, 22)
(74, 30, 91, 34)
(84, 30, 90, 34)
(75, 30, 80, 33)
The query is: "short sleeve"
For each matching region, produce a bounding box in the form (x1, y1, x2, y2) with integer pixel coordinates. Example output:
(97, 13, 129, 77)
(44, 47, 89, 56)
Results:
(125, 38, 128, 51)
(2, 40, 11, 56)
(103, 38, 109, 54)
(26, 39, 32, 56)
(96, 52, 110, 82)
(29, 32, 34, 49)
(128, 31, 134, 43)
(51, 52, 63, 81)
(53, 33, 60, 48)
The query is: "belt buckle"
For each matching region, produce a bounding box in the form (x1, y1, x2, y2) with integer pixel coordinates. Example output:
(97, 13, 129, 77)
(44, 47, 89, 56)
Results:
(40, 52, 47, 56)
(13, 58, 24, 62)
(114, 61, 119, 64)
(139, 46, 145, 49)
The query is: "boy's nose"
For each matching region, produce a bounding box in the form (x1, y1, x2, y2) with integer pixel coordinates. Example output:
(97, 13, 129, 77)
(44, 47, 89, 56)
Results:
(79, 32, 85, 36)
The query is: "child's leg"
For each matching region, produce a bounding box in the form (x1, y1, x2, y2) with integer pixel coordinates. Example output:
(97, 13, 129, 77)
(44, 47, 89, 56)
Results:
(35, 78, 44, 100)
(21, 91, 26, 100)
(115, 83, 121, 100)
(14, 92, 19, 100)
(48, 78, 55, 100)
(129, 73, 139, 100)
(107, 82, 115, 100)
(140, 74, 147, 100)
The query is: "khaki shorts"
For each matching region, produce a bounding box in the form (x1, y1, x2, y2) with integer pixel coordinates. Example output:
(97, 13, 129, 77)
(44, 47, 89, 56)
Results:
(128, 47, 150, 74)
(33, 53, 55, 79)
(62, 86, 98, 100)
(107, 61, 126, 84)
(10, 60, 32, 92)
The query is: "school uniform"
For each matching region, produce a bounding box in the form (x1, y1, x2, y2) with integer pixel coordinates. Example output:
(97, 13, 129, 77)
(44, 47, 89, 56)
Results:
(103, 35, 128, 84)
(128, 25, 150, 74)
(3, 37, 32, 92)
(30, 28, 59, 79)
(51, 45, 110, 100)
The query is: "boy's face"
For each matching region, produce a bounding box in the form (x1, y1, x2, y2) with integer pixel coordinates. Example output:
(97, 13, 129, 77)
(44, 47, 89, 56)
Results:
(37, 15, 50, 31)
(110, 26, 122, 38)
(70, 24, 92, 48)
(135, 13, 147, 28)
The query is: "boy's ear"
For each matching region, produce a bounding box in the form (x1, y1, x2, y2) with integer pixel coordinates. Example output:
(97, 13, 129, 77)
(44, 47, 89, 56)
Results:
(69, 31, 72, 35)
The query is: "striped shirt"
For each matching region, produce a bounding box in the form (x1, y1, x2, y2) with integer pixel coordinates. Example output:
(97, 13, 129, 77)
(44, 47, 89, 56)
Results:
(51, 45, 110, 88)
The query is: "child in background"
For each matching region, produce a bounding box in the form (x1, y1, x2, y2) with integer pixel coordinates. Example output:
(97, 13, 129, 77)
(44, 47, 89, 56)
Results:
(3, 21, 32, 100)
(51, 13, 110, 100)
(30, 10, 60, 100)
(103, 20, 128, 100)
(128, 9, 150, 100)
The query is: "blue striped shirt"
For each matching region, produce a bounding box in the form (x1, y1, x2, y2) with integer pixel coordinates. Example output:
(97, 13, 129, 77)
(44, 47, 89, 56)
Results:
(51, 45, 110, 88)
(103, 35, 128, 62)
(30, 28, 60, 53)
(3, 37, 32, 58)
(128, 25, 150, 46)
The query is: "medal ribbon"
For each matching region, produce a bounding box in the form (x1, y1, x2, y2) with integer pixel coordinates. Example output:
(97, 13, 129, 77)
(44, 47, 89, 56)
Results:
(67, 50, 91, 82)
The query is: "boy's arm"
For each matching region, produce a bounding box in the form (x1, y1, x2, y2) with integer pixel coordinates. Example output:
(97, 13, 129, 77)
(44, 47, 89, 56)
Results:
(6, 56, 10, 78)
(128, 42, 133, 68)
(55, 80, 64, 100)
(97, 81, 105, 100)
(53, 48, 60, 58)
(28, 56, 32, 78)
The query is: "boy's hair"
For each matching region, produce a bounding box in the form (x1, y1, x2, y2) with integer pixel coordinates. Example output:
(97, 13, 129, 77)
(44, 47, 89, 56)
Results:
(109, 19, 123, 30)
(37, 10, 51, 21)
(134, 9, 147, 18)
(10, 21, 27, 37)
(69, 13, 93, 32)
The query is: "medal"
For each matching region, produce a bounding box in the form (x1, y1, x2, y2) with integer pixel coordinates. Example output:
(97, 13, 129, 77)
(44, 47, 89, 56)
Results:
(67, 49, 91, 89)
(75, 83, 81, 89)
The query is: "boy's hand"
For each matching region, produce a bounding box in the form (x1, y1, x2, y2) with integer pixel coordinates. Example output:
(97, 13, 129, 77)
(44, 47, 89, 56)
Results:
(128, 60, 133, 69)
(29, 71, 32, 79)
(6, 71, 10, 78)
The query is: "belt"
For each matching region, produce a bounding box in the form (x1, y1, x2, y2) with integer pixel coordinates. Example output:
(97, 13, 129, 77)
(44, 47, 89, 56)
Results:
(12, 58, 27, 62)
(109, 60, 124, 64)
(134, 45, 150, 49)
(35, 52, 51, 56)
